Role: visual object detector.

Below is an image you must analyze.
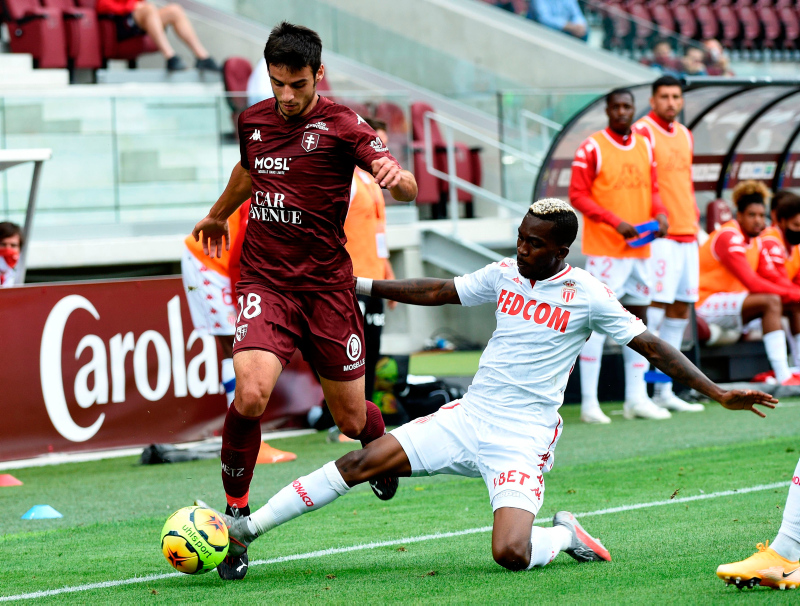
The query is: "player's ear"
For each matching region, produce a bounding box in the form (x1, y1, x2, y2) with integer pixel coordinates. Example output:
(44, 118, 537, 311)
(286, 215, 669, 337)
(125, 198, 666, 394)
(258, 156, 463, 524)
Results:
(315, 64, 325, 85)
(556, 244, 570, 260)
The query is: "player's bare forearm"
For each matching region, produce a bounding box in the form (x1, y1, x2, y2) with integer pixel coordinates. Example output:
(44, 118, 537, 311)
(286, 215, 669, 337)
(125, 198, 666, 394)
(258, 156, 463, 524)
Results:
(208, 163, 252, 221)
(388, 170, 418, 202)
(628, 331, 777, 416)
(371, 278, 461, 306)
(629, 331, 725, 401)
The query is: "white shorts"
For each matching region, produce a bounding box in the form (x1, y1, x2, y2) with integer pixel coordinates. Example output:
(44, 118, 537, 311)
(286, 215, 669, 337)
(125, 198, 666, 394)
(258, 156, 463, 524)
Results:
(181, 247, 236, 336)
(651, 239, 699, 304)
(390, 401, 562, 516)
(696, 292, 749, 331)
(585, 256, 652, 305)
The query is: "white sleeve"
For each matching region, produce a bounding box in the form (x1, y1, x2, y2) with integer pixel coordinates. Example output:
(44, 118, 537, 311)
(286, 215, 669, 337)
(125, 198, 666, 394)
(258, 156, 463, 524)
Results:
(453, 262, 502, 307)
(589, 284, 647, 345)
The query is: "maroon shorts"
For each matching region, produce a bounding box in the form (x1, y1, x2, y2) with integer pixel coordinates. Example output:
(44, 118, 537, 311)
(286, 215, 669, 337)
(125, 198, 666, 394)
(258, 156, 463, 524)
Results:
(232, 281, 366, 381)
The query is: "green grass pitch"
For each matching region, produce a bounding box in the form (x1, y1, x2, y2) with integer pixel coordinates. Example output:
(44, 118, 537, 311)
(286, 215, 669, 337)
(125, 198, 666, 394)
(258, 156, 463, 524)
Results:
(2, 399, 800, 604)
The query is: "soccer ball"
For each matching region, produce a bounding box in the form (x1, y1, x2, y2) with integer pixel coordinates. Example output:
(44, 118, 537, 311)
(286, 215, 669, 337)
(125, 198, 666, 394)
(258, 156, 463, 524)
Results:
(160, 506, 229, 574)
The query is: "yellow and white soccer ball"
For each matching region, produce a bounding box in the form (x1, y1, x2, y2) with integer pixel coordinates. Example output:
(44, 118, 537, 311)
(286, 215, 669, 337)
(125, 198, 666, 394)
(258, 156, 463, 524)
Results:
(160, 506, 229, 574)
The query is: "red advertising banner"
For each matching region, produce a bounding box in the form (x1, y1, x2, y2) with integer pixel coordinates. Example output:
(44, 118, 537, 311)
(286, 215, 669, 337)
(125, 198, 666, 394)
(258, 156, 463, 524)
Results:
(0, 277, 323, 462)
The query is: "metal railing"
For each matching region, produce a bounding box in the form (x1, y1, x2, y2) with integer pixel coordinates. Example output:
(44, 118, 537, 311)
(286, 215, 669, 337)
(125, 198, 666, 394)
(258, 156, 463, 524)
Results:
(518, 109, 562, 173)
(422, 111, 537, 237)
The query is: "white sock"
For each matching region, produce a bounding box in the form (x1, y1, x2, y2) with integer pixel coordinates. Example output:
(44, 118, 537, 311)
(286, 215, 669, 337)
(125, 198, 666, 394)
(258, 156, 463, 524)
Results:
(248, 462, 350, 536)
(653, 317, 689, 398)
(763, 330, 792, 383)
(579, 332, 605, 412)
(221, 357, 235, 407)
(646, 306, 666, 337)
(793, 334, 800, 369)
(526, 525, 572, 569)
(622, 345, 649, 403)
(772, 457, 800, 562)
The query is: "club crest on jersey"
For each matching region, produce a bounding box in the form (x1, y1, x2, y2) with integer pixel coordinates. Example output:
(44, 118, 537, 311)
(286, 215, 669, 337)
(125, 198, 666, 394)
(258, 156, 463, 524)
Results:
(236, 324, 248, 341)
(301, 132, 320, 152)
(562, 280, 576, 304)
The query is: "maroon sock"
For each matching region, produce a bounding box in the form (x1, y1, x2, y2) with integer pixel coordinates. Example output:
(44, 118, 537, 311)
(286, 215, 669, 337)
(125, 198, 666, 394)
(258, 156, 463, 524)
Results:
(357, 400, 386, 447)
(220, 404, 262, 507)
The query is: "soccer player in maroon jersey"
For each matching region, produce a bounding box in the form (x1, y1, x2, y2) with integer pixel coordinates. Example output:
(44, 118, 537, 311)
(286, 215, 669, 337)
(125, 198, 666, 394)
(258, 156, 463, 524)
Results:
(191, 22, 417, 580)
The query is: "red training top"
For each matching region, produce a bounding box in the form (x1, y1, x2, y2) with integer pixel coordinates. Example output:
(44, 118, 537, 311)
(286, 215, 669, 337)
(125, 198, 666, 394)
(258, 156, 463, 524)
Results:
(95, 0, 138, 15)
(237, 96, 400, 291)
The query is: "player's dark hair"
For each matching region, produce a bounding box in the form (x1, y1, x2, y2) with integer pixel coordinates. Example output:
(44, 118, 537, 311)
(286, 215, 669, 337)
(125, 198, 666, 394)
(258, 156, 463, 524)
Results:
(733, 180, 770, 213)
(736, 193, 765, 214)
(652, 75, 682, 95)
(772, 189, 798, 216)
(0, 221, 23, 246)
(527, 207, 579, 246)
(264, 22, 322, 76)
(606, 87, 633, 105)
(364, 117, 387, 133)
(776, 193, 800, 222)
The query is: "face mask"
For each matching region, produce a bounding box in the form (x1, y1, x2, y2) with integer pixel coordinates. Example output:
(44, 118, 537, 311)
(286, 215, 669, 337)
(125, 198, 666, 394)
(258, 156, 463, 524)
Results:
(785, 228, 800, 246)
(0, 248, 19, 268)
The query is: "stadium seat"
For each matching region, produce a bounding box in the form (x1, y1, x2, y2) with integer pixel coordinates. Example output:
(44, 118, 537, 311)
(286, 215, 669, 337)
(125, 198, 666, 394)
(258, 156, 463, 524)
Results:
(75, 0, 158, 67)
(672, 4, 698, 40)
(410, 102, 481, 211)
(756, 6, 781, 52)
(706, 198, 733, 234)
(374, 101, 408, 136)
(736, 6, 761, 51)
(3, 0, 68, 68)
(221, 56, 252, 138)
(42, 0, 102, 69)
(649, 4, 676, 36)
(694, 5, 720, 41)
(627, 4, 655, 51)
(778, 6, 799, 51)
(715, 5, 741, 49)
(602, 3, 632, 51)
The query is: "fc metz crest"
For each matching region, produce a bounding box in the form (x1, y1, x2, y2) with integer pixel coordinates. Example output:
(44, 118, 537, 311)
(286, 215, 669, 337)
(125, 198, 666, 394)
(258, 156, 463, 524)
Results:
(236, 324, 248, 342)
(301, 132, 320, 152)
(561, 280, 576, 304)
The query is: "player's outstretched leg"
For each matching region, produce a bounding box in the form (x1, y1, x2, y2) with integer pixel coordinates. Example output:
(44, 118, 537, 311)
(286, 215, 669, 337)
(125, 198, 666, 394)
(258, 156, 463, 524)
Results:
(717, 457, 800, 590)
(220, 434, 411, 559)
(360, 401, 399, 501)
(552, 511, 611, 562)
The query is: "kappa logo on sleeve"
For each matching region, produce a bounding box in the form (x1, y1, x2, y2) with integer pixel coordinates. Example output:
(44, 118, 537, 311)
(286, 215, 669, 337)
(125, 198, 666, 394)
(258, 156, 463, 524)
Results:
(301, 132, 320, 152)
(250, 129, 262, 141)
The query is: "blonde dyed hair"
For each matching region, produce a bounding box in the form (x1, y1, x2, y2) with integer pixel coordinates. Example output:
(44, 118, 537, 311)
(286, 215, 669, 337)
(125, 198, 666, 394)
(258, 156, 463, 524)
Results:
(732, 180, 771, 207)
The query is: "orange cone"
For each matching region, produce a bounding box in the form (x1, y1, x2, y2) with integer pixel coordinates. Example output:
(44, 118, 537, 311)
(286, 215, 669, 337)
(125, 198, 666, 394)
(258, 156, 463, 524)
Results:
(0, 474, 22, 487)
(256, 442, 297, 464)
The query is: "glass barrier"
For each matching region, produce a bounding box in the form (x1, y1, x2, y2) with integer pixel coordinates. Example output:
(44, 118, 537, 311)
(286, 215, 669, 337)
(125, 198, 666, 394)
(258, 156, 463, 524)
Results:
(0, 90, 412, 237)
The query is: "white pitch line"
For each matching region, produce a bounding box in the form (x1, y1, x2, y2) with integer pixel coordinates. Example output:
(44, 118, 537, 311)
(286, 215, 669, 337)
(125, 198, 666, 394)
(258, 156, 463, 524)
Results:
(0, 480, 789, 602)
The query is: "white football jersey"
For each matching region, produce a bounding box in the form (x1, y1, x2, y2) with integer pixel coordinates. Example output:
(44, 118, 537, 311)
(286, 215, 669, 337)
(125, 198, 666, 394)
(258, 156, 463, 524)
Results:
(454, 259, 646, 431)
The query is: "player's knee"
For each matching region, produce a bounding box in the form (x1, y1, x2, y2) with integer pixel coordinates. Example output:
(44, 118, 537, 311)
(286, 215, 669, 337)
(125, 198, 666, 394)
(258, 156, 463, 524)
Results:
(337, 417, 364, 440)
(236, 382, 270, 416)
(764, 294, 782, 314)
(492, 541, 530, 571)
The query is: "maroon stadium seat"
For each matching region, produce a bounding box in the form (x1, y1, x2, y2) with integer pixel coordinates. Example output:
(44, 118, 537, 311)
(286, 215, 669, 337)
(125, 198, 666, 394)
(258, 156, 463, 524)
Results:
(627, 4, 655, 51)
(603, 3, 632, 50)
(75, 0, 158, 67)
(374, 101, 408, 136)
(715, 5, 742, 49)
(3, 0, 68, 68)
(221, 56, 251, 138)
(778, 7, 799, 50)
(736, 6, 761, 50)
(706, 199, 733, 234)
(42, 0, 102, 69)
(694, 5, 720, 41)
(649, 4, 676, 36)
(673, 4, 698, 39)
(756, 6, 781, 50)
(410, 102, 480, 208)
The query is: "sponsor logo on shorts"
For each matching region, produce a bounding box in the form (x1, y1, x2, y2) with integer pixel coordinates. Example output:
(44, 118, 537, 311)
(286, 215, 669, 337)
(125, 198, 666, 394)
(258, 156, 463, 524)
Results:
(236, 324, 248, 341)
(793, 475, 800, 486)
(343, 358, 365, 372)
(301, 132, 320, 152)
(492, 469, 540, 489)
(346, 334, 362, 361)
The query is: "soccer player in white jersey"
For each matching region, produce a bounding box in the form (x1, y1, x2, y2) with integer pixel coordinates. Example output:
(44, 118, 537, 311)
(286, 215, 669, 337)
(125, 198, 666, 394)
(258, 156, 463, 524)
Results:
(209, 200, 776, 573)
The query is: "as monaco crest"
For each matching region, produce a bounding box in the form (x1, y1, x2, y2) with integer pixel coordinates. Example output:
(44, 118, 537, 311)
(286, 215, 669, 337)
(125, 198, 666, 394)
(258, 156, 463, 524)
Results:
(236, 324, 248, 341)
(561, 280, 576, 304)
(301, 132, 320, 152)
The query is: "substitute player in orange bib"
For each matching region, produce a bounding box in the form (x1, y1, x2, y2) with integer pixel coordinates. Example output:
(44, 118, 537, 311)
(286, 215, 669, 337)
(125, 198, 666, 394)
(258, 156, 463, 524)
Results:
(696, 181, 800, 385)
(191, 22, 417, 581)
(632, 75, 704, 413)
(569, 88, 670, 423)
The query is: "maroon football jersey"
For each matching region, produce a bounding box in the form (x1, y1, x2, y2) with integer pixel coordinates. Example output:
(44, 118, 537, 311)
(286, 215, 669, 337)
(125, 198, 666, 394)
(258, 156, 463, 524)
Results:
(237, 96, 400, 291)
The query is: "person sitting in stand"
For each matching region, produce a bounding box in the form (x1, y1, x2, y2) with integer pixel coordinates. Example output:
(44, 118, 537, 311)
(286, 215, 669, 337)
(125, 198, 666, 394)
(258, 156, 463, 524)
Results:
(96, 0, 220, 72)
(0, 222, 22, 287)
